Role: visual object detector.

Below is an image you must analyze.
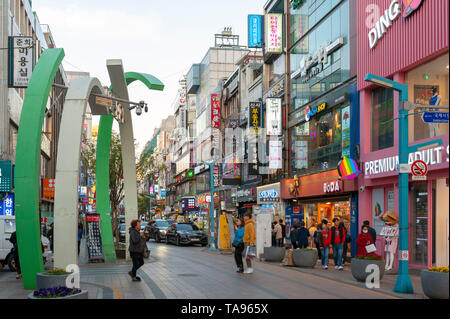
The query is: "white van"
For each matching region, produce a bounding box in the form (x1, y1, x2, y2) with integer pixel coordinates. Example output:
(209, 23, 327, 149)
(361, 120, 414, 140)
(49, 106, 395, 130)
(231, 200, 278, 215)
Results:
(0, 216, 52, 271)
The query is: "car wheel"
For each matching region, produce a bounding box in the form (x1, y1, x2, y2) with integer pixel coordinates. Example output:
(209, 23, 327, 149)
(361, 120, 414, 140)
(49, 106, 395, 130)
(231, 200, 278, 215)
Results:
(7, 254, 16, 272)
(176, 236, 180, 246)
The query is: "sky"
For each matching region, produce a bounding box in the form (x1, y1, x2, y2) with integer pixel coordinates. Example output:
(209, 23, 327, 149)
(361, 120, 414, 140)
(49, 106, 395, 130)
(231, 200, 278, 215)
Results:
(32, 0, 266, 153)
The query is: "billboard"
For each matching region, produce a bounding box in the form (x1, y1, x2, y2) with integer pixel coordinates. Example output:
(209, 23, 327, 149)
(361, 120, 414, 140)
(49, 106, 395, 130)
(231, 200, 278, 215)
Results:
(249, 102, 262, 134)
(266, 98, 282, 135)
(211, 94, 221, 129)
(266, 13, 283, 53)
(8, 36, 35, 88)
(248, 15, 263, 48)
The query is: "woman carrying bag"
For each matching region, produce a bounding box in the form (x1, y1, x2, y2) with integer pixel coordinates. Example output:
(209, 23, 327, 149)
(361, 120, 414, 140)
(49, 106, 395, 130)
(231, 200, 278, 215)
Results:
(356, 225, 376, 257)
(232, 218, 245, 273)
(243, 212, 256, 274)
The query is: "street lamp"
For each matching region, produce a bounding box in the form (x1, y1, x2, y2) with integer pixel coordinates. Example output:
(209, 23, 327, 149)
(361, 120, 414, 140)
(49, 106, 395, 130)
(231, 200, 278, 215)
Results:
(195, 159, 217, 251)
(364, 74, 443, 294)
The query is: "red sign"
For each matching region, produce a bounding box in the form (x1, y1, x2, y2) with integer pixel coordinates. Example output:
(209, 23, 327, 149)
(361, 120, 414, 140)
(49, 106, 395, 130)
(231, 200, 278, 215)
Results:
(86, 214, 100, 222)
(42, 178, 55, 198)
(211, 94, 221, 129)
(293, 206, 300, 214)
(411, 160, 428, 176)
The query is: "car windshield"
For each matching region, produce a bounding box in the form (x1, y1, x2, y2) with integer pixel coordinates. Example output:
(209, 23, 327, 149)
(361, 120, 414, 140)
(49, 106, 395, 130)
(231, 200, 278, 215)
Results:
(141, 222, 148, 228)
(176, 224, 198, 231)
(155, 220, 170, 228)
(119, 224, 126, 232)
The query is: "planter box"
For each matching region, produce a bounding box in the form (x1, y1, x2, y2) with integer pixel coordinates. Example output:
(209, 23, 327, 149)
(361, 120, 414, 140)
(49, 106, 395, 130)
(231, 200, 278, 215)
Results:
(28, 290, 88, 299)
(421, 270, 449, 299)
(292, 249, 318, 268)
(263, 247, 285, 262)
(350, 258, 385, 282)
(36, 273, 70, 290)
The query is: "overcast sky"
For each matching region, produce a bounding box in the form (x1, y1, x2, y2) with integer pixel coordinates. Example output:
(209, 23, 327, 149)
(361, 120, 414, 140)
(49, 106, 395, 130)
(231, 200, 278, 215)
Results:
(32, 0, 266, 153)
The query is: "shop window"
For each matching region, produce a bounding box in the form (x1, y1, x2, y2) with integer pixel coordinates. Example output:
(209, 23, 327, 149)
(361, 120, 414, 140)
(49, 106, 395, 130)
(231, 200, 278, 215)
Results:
(371, 87, 394, 152)
(406, 53, 449, 142)
(302, 200, 351, 230)
(291, 105, 343, 176)
(410, 183, 429, 266)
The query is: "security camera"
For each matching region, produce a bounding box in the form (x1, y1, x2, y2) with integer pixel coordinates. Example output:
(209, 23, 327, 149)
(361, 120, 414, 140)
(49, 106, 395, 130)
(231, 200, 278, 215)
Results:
(359, 186, 365, 192)
(145, 105, 148, 113)
(136, 105, 143, 116)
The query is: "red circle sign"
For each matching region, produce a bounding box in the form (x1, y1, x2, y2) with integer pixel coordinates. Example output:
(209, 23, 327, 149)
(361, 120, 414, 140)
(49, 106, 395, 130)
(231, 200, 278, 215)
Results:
(411, 160, 428, 176)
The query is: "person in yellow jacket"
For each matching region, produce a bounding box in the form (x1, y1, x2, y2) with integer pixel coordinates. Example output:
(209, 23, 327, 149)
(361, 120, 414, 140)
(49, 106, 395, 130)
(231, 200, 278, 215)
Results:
(243, 212, 256, 274)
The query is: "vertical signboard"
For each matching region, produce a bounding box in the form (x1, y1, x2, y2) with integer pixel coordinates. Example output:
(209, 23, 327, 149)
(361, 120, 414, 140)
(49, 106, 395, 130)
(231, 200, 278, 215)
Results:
(266, 14, 283, 53)
(266, 98, 282, 135)
(211, 94, 221, 129)
(0, 161, 13, 192)
(249, 102, 262, 134)
(8, 36, 35, 88)
(341, 106, 351, 157)
(294, 140, 308, 169)
(269, 141, 283, 169)
(0, 194, 15, 216)
(42, 178, 55, 198)
(248, 15, 263, 48)
(86, 214, 104, 261)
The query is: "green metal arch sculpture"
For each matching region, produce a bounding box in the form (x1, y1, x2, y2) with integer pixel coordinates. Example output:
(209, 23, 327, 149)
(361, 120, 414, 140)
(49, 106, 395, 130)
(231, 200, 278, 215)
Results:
(14, 48, 65, 290)
(96, 72, 164, 261)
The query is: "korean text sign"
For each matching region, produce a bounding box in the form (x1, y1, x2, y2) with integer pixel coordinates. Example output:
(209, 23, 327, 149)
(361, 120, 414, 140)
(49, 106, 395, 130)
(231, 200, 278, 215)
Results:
(266, 14, 282, 53)
(249, 102, 262, 134)
(248, 15, 263, 48)
(266, 98, 282, 135)
(0, 194, 14, 216)
(0, 161, 13, 192)
(8, 36, 35, 88)
(211, 94, 221, 128)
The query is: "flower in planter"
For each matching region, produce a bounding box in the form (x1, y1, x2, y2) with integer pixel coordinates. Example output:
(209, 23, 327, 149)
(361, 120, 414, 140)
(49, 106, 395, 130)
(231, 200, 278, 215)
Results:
(354, 254, 383, 260)
(47, 268, 72, 276)
(428, 267, 449, 273)
(32, 286, 82, 299)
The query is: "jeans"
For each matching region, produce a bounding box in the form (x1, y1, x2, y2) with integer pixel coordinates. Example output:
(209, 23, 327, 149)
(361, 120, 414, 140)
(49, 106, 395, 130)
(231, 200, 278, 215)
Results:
(275, 238, 283, 247)
(234, 243, 244, 270)
(315, 242, 322, 259)
(321, 246, 330, 266)
(130, 252, 144, 278)
(333, 244, 344, 267)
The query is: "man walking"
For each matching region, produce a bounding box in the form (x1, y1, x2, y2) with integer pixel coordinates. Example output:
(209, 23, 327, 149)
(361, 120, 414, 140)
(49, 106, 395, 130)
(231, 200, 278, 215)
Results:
(273, 221, 283, 247)
(330, 218, 345, 270)
(9, 232, 21, 279)
(128, 219, 147, 282)
(296, 221, 310, 249)
(243, 212, 256, 274)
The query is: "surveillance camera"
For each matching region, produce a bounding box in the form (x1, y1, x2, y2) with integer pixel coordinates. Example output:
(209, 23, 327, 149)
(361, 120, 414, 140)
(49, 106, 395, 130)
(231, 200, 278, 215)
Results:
(145, 105, 148, 113)
(359, 186, 365, 192)
(136, 106, 143, 116)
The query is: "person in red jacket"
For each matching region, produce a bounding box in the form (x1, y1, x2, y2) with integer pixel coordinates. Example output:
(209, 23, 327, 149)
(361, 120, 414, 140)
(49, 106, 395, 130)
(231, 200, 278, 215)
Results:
(356, 225, 375, 257)
(330, 218, 346, 270)
(318, 221, 331, 269)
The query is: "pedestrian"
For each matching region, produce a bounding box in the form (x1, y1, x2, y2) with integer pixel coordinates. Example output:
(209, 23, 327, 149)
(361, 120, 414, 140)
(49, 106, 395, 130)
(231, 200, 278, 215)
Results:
(313, 223, 322, 260)
(47, 223, 54, 252)
(273, 221, 282, 247)
(296, 221, 310, 249)
(232, 217, 245, 273)
(341, 221, 351, 265)
(243, 212, 256, 274)
(330, 218, 345, 270)
(9, 232, 21, 279)
(308, 222, 317, 248)
(363, 220, 377, 246)
(128, 219, 147, 282)
(318, 222, 331, 269)
(291, 224, 299, 249)
(356, 224, 375, 257)
(77, 223, 83, 256)
(280, 219, 286, 247)
(271, 221, 276, 246)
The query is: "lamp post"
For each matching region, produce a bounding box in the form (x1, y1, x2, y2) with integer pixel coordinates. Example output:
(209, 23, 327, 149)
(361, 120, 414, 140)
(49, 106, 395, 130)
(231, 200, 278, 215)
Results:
(195, 159, 216, 251)
(364, 74, 443, 294)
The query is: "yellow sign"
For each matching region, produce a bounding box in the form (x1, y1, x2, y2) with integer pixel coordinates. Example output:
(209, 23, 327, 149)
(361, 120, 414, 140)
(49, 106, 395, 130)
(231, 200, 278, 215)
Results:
(95, 96, 113, 108)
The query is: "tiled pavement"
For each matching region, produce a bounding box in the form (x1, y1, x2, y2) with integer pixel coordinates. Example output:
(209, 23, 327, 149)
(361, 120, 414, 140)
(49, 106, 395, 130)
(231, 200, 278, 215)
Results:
(0, 241, 427, 299)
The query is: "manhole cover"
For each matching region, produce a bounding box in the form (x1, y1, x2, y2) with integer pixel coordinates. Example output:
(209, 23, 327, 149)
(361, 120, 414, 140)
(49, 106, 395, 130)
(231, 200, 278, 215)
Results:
(177, 274, 200, 277)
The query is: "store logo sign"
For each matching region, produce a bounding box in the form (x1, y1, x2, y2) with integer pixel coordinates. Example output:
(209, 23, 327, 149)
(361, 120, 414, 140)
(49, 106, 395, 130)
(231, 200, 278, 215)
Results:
(323, 181, 342, 193)
(402, 0, 423, 18)
(305, 103, 327, 122)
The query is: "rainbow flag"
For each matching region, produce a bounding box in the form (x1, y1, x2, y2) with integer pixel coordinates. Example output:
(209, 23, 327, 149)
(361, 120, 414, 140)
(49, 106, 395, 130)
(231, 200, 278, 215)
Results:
(337, 156, 361, 180)
(375, 202, 382, 217)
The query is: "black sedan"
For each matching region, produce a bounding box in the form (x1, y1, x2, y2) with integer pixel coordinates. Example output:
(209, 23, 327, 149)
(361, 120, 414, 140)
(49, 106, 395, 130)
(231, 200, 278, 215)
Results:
(145, 219, 171, 242)
(165, 223, 208, 246)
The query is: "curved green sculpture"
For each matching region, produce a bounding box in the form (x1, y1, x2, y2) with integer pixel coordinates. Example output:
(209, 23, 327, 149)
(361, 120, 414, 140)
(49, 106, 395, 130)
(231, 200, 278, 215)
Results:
(14, 48, 65, 290)
(96, 72, 164, 261)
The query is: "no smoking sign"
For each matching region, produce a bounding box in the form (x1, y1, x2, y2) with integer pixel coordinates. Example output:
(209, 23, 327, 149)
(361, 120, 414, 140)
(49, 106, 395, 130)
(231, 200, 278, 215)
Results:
(411, 160, 428, 181)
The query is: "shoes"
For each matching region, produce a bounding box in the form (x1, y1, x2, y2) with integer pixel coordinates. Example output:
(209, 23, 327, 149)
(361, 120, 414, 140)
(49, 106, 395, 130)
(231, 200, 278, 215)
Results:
(132, 277, 140, 282)
(244, 268, 253, 274)
(335, 266, 339, 270)
(16, 274, 22, 279)
(135, 276, 142, 281)
(339, 266, 344, 270)
(322, 265, 328, 270)
(236, 268, 244, 273)
(128, 271, 134, 279)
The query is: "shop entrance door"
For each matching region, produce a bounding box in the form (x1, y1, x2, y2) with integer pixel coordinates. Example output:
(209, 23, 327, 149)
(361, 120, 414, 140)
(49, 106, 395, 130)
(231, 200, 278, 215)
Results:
(318, 204, 333, 223)
(411, 183, 429, 266)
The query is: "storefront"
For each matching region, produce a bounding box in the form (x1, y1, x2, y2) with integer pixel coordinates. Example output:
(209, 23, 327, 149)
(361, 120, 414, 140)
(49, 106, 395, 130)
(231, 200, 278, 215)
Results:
(358, 0, 449, 268)
(256, 183, 284, 220)
(235, 184, 258, 218)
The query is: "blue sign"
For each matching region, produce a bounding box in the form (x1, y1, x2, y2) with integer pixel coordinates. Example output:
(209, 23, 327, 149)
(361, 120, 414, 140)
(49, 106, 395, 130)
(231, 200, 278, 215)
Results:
(248, 15, 263, 48)
(0, 194, 14, 216)
(0, 161, 13, 192)
(422, 112, 449, 124)
(161, 189, 166, 199)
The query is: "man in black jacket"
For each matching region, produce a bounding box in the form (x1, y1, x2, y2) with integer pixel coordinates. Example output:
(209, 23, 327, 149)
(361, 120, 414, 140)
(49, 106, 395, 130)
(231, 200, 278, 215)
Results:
(363, 220, 377, 246)
(9, 232, 21, 279)
(128, 220, 147, 282)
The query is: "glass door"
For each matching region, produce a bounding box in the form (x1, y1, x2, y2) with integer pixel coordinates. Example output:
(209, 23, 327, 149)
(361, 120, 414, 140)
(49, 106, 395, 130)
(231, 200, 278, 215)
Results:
(411, 183, 429, 266)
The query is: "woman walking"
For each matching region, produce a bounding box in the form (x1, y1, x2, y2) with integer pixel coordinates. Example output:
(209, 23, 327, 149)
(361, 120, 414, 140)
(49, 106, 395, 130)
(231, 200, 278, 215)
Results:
(243, 212, 256, 274)
(128, 219, 147, 282)
(313, 223, 322, 260)
(233, 218, 245, 273)
(318, 222, 331, 269)
(273, 221, 283, 247)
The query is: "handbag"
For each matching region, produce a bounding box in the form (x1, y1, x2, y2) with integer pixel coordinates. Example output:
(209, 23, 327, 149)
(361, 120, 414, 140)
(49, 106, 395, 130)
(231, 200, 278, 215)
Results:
(245, 245, 256, 259)
(143, 246, 150, 259)
(365, 244, 376, 253)
(232, 240, 241, 248)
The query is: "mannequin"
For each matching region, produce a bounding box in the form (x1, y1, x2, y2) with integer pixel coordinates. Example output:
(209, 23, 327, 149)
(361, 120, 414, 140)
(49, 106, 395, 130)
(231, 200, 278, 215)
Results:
(429, 87, 442, 137)
(380, 211, 399, 271)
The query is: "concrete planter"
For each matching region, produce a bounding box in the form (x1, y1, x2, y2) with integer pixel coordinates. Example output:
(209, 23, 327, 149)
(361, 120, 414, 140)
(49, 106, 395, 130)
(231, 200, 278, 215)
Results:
(36, 273, 70, 290)
(292, 249, 318, 268)
(28, 290, 88, 299)
(263, 247, 285, 262)
(350, 258, 385, 282)
(421, 270, 449, 299)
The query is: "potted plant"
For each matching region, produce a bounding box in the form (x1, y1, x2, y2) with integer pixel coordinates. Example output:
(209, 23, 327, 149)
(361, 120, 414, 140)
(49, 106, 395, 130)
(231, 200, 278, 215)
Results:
(28, 286, 88, 299)
(292, 248, 318, 268)
(421, 267, 449, 299)
(263, 246, 286, 262)
(36, 268, 73, 290)
(351, 254, 385, 282)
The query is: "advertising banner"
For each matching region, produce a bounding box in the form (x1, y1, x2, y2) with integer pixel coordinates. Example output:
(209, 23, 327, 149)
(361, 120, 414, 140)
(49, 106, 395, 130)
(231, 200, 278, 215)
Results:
(86, 214, 104, 261)
(266, 98, 282, 135)
(249, 102, 262, 134)
(266, 13, 283, 53)
(269, 141, 283, 169)
(248, 15, 263, 48)
(294, 141, 308, 169)
(0, 194, 14, 216)
(341, 105, 351, 157)
(8, 36, 35, 88)
(42, 178, 55, 198)
(211, 94, 221, 129)
(0, 161, 12, 192)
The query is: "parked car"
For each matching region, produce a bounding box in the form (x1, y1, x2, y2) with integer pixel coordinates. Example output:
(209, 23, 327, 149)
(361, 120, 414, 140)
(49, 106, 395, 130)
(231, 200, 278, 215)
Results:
(140, 221, 148, 231)
(119, 223, 126, 243)
(165, 223, 207, 246)
(145, 219, 170, 242)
